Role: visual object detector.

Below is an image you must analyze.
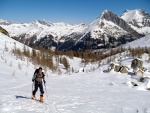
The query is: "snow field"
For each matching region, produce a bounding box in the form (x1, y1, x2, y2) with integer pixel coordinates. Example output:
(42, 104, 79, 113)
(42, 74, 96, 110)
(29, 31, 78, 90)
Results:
(1, 33, 150, 113)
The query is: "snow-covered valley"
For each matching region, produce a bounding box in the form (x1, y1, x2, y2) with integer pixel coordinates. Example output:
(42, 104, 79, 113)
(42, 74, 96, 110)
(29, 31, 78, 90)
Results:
(1, 32, 150, 113)
(1, 69, 150, 113)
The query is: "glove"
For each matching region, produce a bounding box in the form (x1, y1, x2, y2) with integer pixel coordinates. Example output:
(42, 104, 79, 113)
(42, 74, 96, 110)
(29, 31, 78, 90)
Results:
(43, 80, 46, 84)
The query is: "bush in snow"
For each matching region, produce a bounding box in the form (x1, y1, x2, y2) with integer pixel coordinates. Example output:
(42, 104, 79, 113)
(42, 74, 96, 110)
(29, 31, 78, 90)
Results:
(131, 58, 143, 69)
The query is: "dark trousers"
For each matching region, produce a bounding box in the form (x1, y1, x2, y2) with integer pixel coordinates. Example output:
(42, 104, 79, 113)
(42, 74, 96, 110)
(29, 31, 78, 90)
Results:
(32, 82, 44, 96)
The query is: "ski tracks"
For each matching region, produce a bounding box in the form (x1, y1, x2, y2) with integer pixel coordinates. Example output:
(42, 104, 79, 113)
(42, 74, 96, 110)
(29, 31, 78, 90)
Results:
(44, 96, 68, 113)
(0, 82, 32, 91)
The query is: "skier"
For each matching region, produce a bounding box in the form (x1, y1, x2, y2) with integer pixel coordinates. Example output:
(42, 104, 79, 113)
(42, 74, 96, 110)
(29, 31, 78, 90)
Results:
(32, 67, 46, 102)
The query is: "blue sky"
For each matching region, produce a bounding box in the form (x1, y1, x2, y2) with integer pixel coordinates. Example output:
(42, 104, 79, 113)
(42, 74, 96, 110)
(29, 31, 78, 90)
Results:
(0, 0, 150, 24)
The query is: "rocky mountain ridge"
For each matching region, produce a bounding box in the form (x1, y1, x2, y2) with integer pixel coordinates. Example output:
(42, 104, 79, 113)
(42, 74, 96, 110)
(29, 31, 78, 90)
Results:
(0, 9, 149, 50)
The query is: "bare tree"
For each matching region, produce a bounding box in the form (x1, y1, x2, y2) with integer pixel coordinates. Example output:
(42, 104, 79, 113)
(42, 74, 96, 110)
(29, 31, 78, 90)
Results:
(4, 41, 8, 52)
(5, 59, 7, 63)
(62, 57, 70, 72)
(18, 62, 22, 71)
(10, 60, 12, 66)
(25, 70, 28, 76)
(12, 70, 15, 76)
(58, 68, 62, 75)
(27, 58, 30, 67)
(71, 67, 74, 73)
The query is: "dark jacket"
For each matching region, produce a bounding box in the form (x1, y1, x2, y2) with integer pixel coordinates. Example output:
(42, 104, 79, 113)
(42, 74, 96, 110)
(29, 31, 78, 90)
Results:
(32, 72, 45, 83)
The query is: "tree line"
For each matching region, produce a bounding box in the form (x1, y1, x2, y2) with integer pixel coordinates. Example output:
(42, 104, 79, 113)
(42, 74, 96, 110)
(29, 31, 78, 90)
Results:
(11, 42, 150, 73)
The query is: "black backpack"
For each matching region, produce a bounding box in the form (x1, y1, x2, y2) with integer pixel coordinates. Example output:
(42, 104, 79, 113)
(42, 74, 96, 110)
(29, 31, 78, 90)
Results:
(34, 69, 39, 75)
(34, 69, 45, 78)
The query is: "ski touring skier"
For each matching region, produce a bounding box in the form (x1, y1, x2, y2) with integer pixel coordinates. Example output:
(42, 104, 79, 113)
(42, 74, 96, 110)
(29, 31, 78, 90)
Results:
(32, 67, 46, 102)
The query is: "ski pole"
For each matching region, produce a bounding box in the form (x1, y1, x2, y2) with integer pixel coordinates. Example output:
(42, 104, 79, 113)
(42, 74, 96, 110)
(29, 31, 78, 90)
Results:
(44, 83, 48, 99)
(32, 81, 35, 94)
(31, 81, 34, 101)
(32, 82, 34, 92)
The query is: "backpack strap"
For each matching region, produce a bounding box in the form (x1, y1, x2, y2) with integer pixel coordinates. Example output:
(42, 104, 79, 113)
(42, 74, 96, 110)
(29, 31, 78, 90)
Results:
(32, 69, 39, 81)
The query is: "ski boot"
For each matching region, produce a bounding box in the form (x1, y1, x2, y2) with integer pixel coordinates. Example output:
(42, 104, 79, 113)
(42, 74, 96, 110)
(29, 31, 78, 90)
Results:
(39, 95, 43, 103)
(32, 93, 36, 100)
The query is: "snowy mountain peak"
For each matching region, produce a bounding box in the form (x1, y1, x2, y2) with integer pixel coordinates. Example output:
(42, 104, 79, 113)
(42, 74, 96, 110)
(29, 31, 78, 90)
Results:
(123, 9, 129, 13)
(31, 20, 53, 27)
(53, 22, 70, 27)
(121, 9, 148, 21)
(98, 10, 140, 37)
(0, 19, 14, 25)
(100, 10, 116, 19)
(121, 9, 150, 27)
(101, 10, 109, 14)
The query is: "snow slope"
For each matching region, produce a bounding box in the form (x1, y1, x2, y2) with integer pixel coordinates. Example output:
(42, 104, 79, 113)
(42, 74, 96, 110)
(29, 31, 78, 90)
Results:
(124, 34, 150, 48)
(1, 33, 150, 113)
(121, 9, 146, 24)
(76, 10, 129, 44)
(121, 9, 150, 34)
(87, 18, 128, 39)
(0, 32, 32, 52)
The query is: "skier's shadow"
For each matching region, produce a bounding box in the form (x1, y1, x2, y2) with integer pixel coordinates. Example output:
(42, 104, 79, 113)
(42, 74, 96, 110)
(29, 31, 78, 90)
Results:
(15, 95, 31, 100)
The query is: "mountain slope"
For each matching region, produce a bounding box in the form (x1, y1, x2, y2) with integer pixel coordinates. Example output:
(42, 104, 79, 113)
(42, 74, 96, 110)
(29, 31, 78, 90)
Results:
(124, 34, 150, 48)
(101, 10, 140, 37)
(0, 20, 87, 40)
(67, 10, 142, 50)
(121, 9, 150, 34)
(0, 19, 87, 49)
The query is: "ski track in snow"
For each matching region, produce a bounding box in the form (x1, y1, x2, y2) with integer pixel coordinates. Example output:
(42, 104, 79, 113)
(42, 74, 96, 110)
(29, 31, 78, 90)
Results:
(1, 68, 150, 113)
